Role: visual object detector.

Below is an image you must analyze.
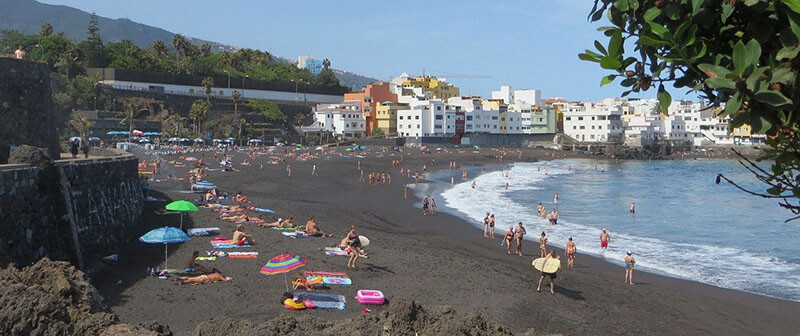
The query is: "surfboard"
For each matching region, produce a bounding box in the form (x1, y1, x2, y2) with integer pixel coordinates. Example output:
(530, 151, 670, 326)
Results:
(532, 257, 561, 273)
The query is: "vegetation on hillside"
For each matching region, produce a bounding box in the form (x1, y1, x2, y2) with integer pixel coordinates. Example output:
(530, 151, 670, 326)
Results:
(582, 0, 800, 219)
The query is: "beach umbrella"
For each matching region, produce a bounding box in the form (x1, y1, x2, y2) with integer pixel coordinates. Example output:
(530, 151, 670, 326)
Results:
(139, 227, 190, 270)
(315, 146, 324, 151)
(165, 200, 198, 229)
(260, 253, 306, 291)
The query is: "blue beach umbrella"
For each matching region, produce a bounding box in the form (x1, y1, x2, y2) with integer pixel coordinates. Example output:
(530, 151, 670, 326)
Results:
(140, 227, 190, 270)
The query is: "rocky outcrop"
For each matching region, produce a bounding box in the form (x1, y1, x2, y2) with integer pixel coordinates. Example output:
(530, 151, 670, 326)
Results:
(0, 259, 169, 336)
(8, 145, 55, 169)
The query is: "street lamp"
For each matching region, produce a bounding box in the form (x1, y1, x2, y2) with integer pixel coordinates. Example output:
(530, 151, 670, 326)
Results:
(223, 70, 231, 89)
(242, 75, 249, 98)
(291, 79, 299, 101)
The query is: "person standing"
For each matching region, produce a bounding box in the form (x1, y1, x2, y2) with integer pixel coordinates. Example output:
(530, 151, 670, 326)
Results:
(539, 232, 548, 257)
(421, 196, 429, 216)
(600, 229, 610, 252)
(554, 192, 559, 208)
(536, 249, 560, 294)
(483, 212, 490, 237)
(429, 196, 437, 214)
(403, 183, 408, 199)
(514, 221, 526, 256)
(503, 226, 514, 255)
(70, 138, 80, 159)
(312, 164, 317, 176)
(566, 237, 576, 267)
(624, 251, 635, 285)
(489, 214, 496, 238)
(630, 202, 636, 214)
(14, 45, 26, 59)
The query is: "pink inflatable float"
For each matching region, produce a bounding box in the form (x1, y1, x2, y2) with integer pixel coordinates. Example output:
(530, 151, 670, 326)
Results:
(356, 290, 385, 305)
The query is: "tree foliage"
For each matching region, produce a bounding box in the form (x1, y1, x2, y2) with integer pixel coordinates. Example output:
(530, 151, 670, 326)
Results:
(582, 0, 800, 219)
(247, 99, 286, 123)
(67, 110, 94, 138)
(189, 100, 212, 134)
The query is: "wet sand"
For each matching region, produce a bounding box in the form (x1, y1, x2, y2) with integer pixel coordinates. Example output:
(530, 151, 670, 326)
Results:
(92, 147, 800, 335)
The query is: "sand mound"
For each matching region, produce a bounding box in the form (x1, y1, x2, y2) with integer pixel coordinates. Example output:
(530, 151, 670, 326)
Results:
(0, 258, 171, 336)
(191, 297, 526, 336)
(8, 145, 53, 169)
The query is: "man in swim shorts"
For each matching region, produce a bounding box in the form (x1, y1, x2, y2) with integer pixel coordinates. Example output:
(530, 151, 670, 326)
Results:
(624, 251, 635, 285)
(600, 229, 610, 252)
(566, 237, 576, 267)
(536, 249, 560, 294)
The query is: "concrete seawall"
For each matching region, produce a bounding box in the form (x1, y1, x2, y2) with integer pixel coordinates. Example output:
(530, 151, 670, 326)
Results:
(0, 154, 143, 268)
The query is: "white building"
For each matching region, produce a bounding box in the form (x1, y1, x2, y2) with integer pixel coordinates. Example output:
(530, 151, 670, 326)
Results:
(491, 85, 542, 106)
(396, 100, 456, 137)
(449, 96, 500, 134)
(307, 101, 365, 139)
(563, 102, 624, 143)
(510, 103, 557, 134)
(624, 116, 659, 146)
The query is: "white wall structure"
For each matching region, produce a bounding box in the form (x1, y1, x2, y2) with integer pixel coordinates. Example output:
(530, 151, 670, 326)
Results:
(102, 80, 342, 103)
(491, 85, 513, 103)
(491, 85, 542, 106)
(563, 102, 624, 143)
(396, 100, 457, 137)
(306, 101, 365, 138)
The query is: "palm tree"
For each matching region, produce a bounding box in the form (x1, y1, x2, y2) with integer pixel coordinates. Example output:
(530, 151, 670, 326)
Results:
(39, 23, 53, 37)
(67, 111, 94, 139)
(202, 77, 214, 103)
(151, 40, 169, 58)
(189, 100, 211, 134)
(200, 43, 212, 56)
(172, 34, 188, 72)
(231, 90, 241, 116)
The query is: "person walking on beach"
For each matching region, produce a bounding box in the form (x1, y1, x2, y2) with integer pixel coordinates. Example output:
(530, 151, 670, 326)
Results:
(483, 212, 490, 237)
(489, 214, 496, 238)
(566, 237, 576, 267)
(312, 164, 317, 176)
(403, 184, 408, 199)
(539, 232, 548, 257)
(515, 222, 526, 256)
(422, 196, 430, 215)
(536, 249, 560, 294)
(451, 176, 455, 187)
(471, 180, 476, 189)
(503, 226, 515, 255)
(624, 251, 635, 285)
(429, 196, 437, 214)
(286, 164, 292, 177)
(505, 182, 509, 190)
(600, 229, 610, 252)
(387, 172, 392, 184)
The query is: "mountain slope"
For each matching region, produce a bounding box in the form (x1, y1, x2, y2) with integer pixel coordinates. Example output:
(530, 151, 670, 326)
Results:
(0, 0, 378, 88)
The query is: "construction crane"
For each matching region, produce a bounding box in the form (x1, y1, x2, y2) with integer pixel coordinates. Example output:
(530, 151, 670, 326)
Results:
(421, 68, 493, 79)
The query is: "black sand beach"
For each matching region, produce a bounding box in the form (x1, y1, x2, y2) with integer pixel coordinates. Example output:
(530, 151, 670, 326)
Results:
(92, 147, 800, 335)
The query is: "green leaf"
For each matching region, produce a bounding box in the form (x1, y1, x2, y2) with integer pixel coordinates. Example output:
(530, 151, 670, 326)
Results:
(722, 92, 742, 117)
(754, 90, 792, 106)
(745, 39, 761, 66)
(772, 67, 795, 84)
(621, 78, 636, 87)
(783, 0, 800, 14)
(698, 64, 733, 78)
(600, 56, 623, 70)
(657, 84, 672, 114)
(648, 22, 668, 38)
(578, 53, 600, 62)
(776, 46, 800, 60)
(596, 26, 617, 32)
(584, 49, 603, 58)
(721, 3, 734, 23)
(733, 41, 747, 76)
(746, 67, 767, 91)
(615, 0, 629, 11)
(640, 36, 665, 46)
(692, 0, 705, 16)
(786, 12, 800, 45)
(600, 75, 617, 87)
(664, 3, 681, 20)
(690, 42, 707, 62)
(594, 40, 608, 56)
(744, 0, 760, 6)
(644, 7, 661, 21)
(755, 116, 773, 134)
(608, 31, 623, 57)
(706, 77, 736, 90)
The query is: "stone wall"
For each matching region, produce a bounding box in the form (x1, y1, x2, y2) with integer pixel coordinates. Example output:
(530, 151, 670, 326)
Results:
(0, 156, 143, 268)
(0, 58, 60, 161)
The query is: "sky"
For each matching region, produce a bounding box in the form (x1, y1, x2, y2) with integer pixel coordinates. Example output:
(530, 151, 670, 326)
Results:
(40, 0, 695, 102)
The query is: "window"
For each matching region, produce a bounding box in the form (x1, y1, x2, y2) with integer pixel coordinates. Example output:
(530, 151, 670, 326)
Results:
(579, 126, 585, 129)
(598, 126, 602, 129)
(437, 106, 442, 111)
(573, 126, 576, 129)
(592, 116, 596, 120)
(466, 116, 473, 121)
(492, 116, 498, 120)
(591, 126, 595, 129)
(416, 125, 420, 128)
(501, 117, 506, 121)
(415, 116, 419, 120)
(435, 115, 443, 120)
(399, 116, 404, 120)
(493, 125, 497, 129)
(434, 125, 442, 129)
(578, 117, 584, 120)
(566, 117, 571, 121)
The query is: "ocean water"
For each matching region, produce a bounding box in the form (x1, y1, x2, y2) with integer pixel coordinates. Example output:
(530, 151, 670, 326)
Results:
(432, 159, 800, 302)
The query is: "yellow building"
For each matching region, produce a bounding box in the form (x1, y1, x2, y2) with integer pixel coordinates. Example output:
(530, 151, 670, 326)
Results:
(731, 124, 752, 137)
(401, 76, 460, 100)
(375, 101, 406, 135)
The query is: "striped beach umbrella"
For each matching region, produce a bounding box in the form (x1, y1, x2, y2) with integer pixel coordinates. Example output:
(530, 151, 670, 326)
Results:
(261, 254, 306, 290)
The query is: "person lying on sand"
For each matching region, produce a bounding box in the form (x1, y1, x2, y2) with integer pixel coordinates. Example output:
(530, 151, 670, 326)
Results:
(232, 225, 255, 245)
(220, 213, 251, 222)
(304, 217, 332, 237)
(259, 217, 294, 228)
(233, 193, 250, 204)
(186, 251, 213, 274)
(177, 270, 232, 285)
(213, 205, 245, 214)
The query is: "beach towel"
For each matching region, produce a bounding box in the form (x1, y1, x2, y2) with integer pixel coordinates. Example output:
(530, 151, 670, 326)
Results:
(294, 291, 346, 310)
(253, 208, 275, 213)
(281, 232, 311, 239)
(323, 247, 348, 256)
(210, 239, 250, 248)
(227, 252, 259, 259)
(272, 227, 298, 231)
(154, 210, 180, 215)
(196, 256, 216, 261)
(304, 271, 352, 285)
(235, 219, 265, 224)
(164, 269, 195, 275)
(188, 227, 220, 236)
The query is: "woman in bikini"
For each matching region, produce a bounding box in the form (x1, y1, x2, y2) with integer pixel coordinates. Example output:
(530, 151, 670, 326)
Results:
(489, 214, 496, 238)
(503, 227, 515, 255)
(177, 270, 233, 285)
(539, 232, 548, 257)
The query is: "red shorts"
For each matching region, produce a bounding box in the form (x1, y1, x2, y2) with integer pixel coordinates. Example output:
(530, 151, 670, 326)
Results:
(237, 238, 245, 246)
(601, 241, 608, 248)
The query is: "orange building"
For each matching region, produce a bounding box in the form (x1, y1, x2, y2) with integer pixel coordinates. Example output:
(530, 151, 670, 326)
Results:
(343, 82, 397, 135)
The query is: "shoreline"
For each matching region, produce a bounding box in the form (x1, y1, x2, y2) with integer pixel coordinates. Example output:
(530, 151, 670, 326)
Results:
(418, 159, 800, 304)
(92, 147, 800, 335)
